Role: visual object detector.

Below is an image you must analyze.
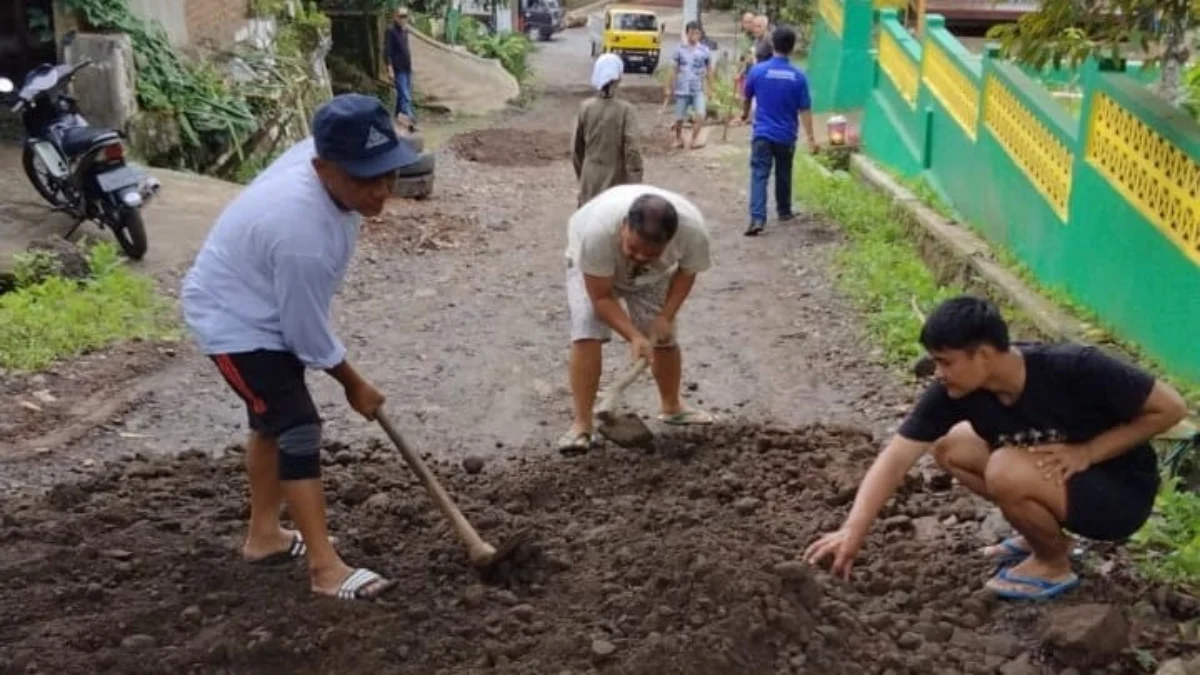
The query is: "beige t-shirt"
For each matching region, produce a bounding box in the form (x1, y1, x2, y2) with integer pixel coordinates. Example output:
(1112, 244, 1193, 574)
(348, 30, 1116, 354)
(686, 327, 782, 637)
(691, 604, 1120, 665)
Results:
(565, 184, 712, 291)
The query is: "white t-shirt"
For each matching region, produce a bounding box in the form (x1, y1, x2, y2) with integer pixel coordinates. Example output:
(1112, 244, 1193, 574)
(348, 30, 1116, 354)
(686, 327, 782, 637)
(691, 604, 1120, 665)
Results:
(565, 184, 712, 291)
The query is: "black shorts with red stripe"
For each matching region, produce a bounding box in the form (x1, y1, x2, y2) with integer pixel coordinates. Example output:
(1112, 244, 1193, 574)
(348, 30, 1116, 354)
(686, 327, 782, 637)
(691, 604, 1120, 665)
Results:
(210, 350, 321, 437)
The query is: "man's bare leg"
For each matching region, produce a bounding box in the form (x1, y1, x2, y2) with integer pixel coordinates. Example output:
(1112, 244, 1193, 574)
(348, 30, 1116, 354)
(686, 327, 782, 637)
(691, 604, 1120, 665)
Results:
(653, 344, 684, 415)
(688, 113, 703, 149)
(930, 422, 990, 496)
(983, 448, 1075, 586)
(569, 339, 603, 434)
(282, 479, 387, 596)
(242, 432, 296, 560)
(931, 425, 1073, 561)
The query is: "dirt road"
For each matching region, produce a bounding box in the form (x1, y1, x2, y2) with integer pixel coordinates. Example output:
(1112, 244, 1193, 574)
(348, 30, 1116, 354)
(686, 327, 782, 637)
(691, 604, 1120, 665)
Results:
(0, 29, 906, 486)
(0, 27, 1194, 675)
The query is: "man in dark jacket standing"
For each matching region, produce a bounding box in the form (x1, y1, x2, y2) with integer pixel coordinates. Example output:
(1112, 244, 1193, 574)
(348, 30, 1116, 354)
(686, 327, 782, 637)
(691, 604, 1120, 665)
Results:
(384, 6, 415, 126)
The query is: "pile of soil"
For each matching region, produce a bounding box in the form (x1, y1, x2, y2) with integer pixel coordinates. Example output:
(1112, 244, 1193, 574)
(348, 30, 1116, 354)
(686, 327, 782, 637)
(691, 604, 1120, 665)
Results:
(0, 423, 1191, 674)
(363, 199, 483, 254)
(446, 129, 670, 167)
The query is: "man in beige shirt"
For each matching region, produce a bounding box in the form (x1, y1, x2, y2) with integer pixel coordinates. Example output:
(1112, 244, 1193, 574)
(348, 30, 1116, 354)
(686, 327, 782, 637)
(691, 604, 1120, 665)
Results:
(559, 184, 715, 453)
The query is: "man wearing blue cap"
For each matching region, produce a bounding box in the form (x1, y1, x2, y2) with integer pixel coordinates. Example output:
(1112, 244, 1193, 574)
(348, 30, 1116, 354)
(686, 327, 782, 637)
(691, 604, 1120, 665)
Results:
(181, 94, 422, 601)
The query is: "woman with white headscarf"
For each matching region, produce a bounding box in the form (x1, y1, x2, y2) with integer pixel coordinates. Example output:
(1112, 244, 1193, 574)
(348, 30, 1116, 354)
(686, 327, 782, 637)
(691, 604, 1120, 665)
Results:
(571, 53, 644, 206)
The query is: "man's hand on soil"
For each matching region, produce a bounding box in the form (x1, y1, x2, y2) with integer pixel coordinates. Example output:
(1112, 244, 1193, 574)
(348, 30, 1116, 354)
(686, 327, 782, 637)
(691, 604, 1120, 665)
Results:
(630, 334, 655, 366)
(346, 380, 386, 420)
(804, 527, 864, 580)
(1028, 443, 1092, 485)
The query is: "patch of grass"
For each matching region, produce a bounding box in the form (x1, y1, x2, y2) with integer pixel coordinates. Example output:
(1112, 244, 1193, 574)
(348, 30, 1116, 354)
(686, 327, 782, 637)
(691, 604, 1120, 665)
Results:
(1130, 475, 1200, 593)
(791, 158, 964, 369)
(0, 242, 178, 373)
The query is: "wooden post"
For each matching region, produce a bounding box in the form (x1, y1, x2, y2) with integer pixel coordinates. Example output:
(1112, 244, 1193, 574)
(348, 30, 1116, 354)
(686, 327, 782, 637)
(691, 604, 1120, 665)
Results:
(915, 0, 926, 36)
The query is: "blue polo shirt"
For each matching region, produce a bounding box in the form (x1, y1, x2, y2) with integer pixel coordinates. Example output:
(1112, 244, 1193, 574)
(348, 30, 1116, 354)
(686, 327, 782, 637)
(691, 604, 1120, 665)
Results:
(744, 56, 812, 145)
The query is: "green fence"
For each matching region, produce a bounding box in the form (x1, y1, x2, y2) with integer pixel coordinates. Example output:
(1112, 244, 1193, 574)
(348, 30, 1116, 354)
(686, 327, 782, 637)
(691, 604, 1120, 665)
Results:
(812, 8, 1200, 383)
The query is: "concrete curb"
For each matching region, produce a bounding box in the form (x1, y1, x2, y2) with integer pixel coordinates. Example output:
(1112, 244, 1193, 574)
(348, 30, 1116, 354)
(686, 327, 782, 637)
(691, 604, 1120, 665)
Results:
(849, 154, 1090, 344)
(846, 153, 1198, 431)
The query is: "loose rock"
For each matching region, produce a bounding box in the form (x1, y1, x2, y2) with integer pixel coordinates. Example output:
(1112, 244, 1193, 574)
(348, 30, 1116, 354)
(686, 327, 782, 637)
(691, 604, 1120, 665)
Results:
(1042, 603, 1129, 668)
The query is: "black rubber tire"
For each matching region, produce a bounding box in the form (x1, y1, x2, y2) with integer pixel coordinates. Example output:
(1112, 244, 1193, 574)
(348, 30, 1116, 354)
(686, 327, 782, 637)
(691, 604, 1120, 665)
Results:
(21, 145, 69, 207)
(112, 205, 148, 260)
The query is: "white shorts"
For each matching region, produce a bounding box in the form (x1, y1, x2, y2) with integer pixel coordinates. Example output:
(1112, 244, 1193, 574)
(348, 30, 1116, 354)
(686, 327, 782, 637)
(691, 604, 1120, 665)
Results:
(566, 261, 676, 346)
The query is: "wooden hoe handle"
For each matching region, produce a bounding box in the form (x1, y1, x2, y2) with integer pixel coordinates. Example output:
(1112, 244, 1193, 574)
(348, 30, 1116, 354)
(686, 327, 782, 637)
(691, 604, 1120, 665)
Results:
(375, 408, 497, 565)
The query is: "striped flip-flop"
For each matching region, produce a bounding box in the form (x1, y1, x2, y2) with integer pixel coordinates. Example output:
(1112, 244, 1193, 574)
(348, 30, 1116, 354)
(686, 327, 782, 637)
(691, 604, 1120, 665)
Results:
(247, 532, 308, 567)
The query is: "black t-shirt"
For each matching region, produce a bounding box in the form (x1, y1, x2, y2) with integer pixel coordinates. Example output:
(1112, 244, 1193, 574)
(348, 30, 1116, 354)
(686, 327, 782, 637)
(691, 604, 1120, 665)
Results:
(898, 343, 1158, 473)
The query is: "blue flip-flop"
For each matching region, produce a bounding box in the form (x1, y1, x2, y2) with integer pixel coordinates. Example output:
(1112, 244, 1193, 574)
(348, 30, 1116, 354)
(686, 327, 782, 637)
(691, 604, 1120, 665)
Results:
(987, 567, 1081, 600)
(985, 537, 1086, 565)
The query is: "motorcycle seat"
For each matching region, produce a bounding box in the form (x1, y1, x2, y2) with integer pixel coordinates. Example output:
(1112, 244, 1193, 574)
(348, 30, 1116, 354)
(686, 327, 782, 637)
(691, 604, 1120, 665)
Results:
(396, 152, 435, 178)
(60, 126, 120, 157)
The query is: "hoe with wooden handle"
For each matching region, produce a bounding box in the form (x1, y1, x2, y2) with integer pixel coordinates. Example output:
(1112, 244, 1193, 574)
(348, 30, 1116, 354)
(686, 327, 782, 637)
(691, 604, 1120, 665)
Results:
(594, 358, 654, 448)
(376, 408, 529, 569)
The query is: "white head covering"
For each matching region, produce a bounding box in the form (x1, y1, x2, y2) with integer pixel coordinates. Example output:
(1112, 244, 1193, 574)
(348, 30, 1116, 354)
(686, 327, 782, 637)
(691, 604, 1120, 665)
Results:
(591, 53, 623, 92)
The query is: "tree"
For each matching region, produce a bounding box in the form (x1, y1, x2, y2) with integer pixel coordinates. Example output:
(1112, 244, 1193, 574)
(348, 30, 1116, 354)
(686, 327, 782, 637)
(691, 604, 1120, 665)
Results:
(986, 0, 1199, 107)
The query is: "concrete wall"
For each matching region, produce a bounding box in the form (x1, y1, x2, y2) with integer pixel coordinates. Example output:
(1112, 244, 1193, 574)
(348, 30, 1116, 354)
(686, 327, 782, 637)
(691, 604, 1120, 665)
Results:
(122, 0, 250, 50)
(126, 0, 189, 47)
(62, 32, 138, 132)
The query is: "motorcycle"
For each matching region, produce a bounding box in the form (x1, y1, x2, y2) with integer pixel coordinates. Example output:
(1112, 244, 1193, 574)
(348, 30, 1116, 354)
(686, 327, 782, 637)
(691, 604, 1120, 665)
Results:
(0, 59, 160, 260)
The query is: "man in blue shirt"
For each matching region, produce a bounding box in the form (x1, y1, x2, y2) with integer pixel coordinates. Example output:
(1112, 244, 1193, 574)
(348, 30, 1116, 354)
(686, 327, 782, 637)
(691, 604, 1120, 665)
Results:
(741, 25, 817, 236)
(182, 94, 421, 602)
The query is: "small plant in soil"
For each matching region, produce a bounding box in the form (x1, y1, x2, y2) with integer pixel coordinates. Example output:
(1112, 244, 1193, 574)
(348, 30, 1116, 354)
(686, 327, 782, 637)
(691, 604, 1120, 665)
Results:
(1130, 475, 1200, 593)
(0, 241, 177, 373)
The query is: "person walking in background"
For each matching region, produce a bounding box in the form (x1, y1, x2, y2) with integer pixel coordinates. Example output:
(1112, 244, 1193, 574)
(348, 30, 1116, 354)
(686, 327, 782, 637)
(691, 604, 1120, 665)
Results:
(750, 15, 774, 64)
(734, 12, 758, 105)
(663, 21, 714, 150)
(384, 6, 416, 128)
(572, 54, 645, 206)
(740, 25, 817, 237)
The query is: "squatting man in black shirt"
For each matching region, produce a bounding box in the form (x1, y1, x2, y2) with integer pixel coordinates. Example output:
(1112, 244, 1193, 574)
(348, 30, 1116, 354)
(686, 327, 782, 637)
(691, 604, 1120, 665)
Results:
(806, 295, 1187, 600)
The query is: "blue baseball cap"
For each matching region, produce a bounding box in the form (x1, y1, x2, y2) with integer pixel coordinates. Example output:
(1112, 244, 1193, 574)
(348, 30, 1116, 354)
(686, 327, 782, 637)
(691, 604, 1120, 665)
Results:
(312, 93, 421, 178)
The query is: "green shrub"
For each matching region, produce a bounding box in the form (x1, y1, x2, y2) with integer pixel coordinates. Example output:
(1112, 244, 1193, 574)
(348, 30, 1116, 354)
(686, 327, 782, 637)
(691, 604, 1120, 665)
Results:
(0, 242, 178, 372)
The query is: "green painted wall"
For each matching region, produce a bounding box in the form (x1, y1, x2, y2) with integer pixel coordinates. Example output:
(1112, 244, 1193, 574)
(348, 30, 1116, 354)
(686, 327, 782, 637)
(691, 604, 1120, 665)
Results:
(808, 9, 1200, 383)
(807, 0, 876, 112)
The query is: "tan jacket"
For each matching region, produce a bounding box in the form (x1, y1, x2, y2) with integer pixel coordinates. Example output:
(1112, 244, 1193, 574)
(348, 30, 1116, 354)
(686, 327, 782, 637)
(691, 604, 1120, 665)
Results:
(572, 95, 644, 207)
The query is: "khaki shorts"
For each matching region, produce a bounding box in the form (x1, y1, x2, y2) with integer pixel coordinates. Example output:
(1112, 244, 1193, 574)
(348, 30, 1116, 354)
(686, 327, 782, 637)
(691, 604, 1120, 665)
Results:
(566, 262, 676, 346)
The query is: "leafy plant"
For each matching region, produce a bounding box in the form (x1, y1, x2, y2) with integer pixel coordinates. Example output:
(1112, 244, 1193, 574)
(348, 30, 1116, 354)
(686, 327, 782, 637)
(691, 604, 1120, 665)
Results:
(0, 242, 177, 373)
(63, 0, 259, 162)
(986, 0, 1198, 105)
(11, 251, 65, 289)
(460, 21, 534, 82)
(1182, 61, 1200, 120)
(1130, 475, 1200, 592)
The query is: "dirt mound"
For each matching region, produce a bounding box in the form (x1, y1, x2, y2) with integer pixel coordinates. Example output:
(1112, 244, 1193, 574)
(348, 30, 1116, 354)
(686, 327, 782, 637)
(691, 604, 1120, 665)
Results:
(363, 199, 482, 254)
(619, 84, 669, 106)
(446, 128, 670, 167)
(0, 423, 1190, 674)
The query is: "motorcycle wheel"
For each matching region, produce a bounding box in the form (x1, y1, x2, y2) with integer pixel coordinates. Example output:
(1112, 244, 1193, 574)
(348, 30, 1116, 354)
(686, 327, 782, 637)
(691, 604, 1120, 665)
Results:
(22, 145, 70, 208)
(111, 206, 148, 260)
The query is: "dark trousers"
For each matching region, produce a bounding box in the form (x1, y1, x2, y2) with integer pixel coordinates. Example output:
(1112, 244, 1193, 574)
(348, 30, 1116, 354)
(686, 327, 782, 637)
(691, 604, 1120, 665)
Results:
(749, 138, 795, 223)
